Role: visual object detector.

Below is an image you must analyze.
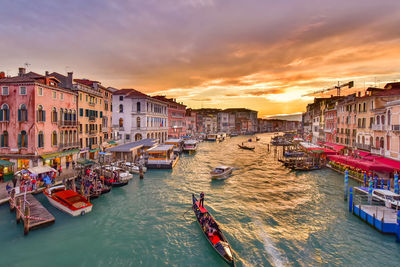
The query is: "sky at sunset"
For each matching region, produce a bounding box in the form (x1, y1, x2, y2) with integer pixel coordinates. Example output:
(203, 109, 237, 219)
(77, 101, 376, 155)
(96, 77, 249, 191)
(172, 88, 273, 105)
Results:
(1, 0, 400, 117)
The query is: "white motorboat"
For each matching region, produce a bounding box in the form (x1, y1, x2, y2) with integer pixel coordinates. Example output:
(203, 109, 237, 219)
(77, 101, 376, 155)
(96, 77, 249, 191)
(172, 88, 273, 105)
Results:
(372, 189, 400, 209)
(210, 166, 233, 180)
(125, 162, 147, 174)
(183, 140, 198, 153)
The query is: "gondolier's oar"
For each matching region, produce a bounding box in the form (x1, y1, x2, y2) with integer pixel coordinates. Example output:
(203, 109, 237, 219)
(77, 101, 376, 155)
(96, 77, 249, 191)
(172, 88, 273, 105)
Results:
(182, 204, 195, 217)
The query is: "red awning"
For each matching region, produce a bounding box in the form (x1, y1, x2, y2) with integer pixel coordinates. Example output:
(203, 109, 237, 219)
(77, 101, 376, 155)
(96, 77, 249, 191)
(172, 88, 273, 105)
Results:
(324, 142, 345, 151)
(354, 150, 371, 158)
(374, 157, 400, 170)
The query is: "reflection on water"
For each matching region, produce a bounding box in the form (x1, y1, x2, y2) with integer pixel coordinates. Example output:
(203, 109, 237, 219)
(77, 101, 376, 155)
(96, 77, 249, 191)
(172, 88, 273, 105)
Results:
(0, 133, 400, 267)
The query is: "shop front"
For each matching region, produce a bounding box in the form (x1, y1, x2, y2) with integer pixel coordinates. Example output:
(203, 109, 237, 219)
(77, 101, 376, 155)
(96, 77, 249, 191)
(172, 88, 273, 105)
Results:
(0, 159, 15, 182)
(89, 148, 100, 160)
(17, 159, 30, 170)
(41, 149, 80, 169)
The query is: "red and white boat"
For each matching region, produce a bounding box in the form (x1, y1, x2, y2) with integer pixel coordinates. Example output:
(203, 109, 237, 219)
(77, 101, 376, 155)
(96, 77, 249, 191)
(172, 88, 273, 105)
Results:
(44, 185, 93, 216)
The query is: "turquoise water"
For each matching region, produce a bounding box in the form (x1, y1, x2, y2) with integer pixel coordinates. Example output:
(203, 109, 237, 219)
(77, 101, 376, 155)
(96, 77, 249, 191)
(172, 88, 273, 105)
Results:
(1, 133, 400, 266)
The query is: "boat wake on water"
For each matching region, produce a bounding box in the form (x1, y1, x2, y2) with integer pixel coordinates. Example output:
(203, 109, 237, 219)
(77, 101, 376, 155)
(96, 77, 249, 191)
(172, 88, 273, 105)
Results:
(253, 218, 289, 267)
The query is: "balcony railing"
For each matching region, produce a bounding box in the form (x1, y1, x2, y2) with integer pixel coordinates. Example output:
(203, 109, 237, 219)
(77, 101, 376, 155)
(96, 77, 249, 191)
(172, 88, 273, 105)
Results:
(392, 125, 400, 132)
(58, 142, 79, 150)
(89, 116, 96, 122)
(58, 120, 78, 127)
(89, 130, 97, 135)
(102, 127, 109, 133)
(356, 143, 371, 151)
(89, 102, 95, 106)
(371, 147, 384, 155)
(372, 124, 386, 131)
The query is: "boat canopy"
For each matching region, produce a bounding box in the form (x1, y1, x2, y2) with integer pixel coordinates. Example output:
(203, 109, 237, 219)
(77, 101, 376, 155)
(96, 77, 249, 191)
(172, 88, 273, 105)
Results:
(184, 140, 197, 145)
(165, 139, 183, 143)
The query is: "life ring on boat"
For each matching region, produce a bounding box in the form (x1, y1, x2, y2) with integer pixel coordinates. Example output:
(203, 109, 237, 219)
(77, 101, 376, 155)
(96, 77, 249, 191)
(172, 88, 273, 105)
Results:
(81, 210, 86, 216)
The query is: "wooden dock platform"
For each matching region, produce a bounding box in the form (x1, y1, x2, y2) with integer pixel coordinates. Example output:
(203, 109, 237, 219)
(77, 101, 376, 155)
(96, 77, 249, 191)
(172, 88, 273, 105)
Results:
(10, 190, 55, 235)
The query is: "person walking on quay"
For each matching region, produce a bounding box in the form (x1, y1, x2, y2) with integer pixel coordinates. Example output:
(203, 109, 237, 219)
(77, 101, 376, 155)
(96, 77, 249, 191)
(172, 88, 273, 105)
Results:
(199, 192, 205, 208)
(12, 175, 17, 188)
(58, 165, 62, 176)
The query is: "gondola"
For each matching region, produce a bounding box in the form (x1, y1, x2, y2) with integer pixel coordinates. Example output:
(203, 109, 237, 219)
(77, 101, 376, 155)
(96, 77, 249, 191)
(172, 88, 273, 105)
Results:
(255, 137, 260, 141)
(191, 194, 235, 266)
(100, 186, 112, 194)
(101, 177, 129, 187)
(237, 144, 255, 150)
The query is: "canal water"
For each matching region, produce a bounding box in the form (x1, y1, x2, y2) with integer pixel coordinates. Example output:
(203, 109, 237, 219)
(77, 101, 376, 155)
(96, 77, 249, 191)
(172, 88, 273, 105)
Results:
(1, 133, 399, 267)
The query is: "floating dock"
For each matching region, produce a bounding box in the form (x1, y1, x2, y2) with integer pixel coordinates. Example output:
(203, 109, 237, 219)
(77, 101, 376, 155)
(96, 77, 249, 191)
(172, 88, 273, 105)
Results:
(349, 187, 400, 236)
(9, 190, 55, 235)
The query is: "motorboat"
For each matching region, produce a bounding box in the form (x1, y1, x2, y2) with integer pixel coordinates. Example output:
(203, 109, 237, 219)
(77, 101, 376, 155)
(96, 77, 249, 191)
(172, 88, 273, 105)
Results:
(165, 138, 184, 154)
(44, 185, 93, 216)
(124, 162, 147, 174)
(210, 166, 233, 180)
(372, 189, 400, 209)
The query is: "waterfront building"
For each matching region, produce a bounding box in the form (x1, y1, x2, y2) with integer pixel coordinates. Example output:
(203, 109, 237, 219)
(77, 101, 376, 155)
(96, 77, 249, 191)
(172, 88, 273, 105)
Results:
(185, 108, 197, 135)
(152, 96, 186, 138)
(73, 79, 113, 159)
(385, 99, 400, 160)
(112, 89, 168, 143)
(193, 109, 221, 133)
(336, 94, 357, 148)
(223, 108, 258, 134)
(0, 68, 78, 169)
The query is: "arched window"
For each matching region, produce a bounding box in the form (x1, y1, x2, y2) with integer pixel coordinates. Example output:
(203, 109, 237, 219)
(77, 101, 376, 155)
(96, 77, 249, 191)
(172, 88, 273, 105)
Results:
(381, 115, 385, 125)
(37, 105, 45, 122)
(38, 131, 44, 148)
(18, 130, 28, 148)
(147, 133, 150, 139)
(135, 133, 142, 141)
(137, 117, 141, 129)
(137, 102, 141, 112)
(388, 110, 391, 126)
(119, 104, 123, 113)
(376, 116, 380, 125)
(52, 131, 57, 146)
(64, 131, 68, 145)
(60, 108, 64, 122)
(380, 137, 384, 149)
(18, 104, 28, 122)
(60, 131, 64, 145)
(0, 104, 9, 121)
(69, 130, 72, 144)
(73, 130, 77, 143)
(52, 107, 57, 123)
(362, 136, 365, 145)
(72, 110, 76, 122)
(119, 118, 123, 128)
(1, 131, 8, 147)
(376, 137, 379, 148)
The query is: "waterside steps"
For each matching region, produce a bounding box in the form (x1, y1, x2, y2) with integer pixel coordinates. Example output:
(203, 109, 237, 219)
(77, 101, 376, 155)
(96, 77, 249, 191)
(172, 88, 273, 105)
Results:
(9, 189, 55, 235)
(348, 187, 400, 239)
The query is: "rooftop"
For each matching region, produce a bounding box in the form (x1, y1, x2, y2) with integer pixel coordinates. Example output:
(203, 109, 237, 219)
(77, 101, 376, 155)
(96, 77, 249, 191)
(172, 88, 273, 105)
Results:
(106, 139, 158, 153)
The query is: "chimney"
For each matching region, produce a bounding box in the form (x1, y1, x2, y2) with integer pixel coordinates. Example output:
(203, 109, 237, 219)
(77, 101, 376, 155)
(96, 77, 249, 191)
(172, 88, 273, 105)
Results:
(18, 67, 26, 76)
(45, 71, 49, 76)
(0, 72, 5, 79)
(67, 72, 73, 89)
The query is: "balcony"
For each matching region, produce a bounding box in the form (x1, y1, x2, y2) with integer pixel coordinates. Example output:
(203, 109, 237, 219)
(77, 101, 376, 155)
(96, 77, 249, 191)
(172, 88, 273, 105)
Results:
(89, 130, 97, 136)
(58, 142, 79, 150)
(372, 124, 386, 131)
(89, 102, 95, 106)
(355, 143, 371, 151)
(58, 120, 78, 127)
(102, 127, 109, 133)
(89, 116, 96, 122)
(371, 147, 384, 155)
(392, 125, 400, 132)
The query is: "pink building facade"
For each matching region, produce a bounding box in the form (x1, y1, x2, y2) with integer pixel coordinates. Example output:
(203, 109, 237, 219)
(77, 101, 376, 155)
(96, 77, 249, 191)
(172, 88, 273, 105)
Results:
(0, 68, 78, 172)
(153, 96, 187, 138)
(185, 109, 197, 135)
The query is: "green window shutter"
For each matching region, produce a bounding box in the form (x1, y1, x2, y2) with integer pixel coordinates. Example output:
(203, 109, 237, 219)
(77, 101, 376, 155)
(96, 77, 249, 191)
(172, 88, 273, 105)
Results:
(1, 134, 4, 147)
(5, 110, 9, 121)
(100, 111, 103, 118)
(18, 109, 21, 121)
(43, 110, 46, 122)
(54, 111, 57, 122)
(80, 108, 83, 116)
(25, 134, 28, 147)
(0, 109, 3, 121)
(17, 134, 21, 147)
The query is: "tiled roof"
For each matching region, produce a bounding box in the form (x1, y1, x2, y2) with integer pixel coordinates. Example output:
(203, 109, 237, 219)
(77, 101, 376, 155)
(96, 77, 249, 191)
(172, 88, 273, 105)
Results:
(152, 95, 186, 107)
(74, 79, 98, 86)
(113, 88, 149, 98)
(0, 71, 44, 83)
(106, 139, 158, 152)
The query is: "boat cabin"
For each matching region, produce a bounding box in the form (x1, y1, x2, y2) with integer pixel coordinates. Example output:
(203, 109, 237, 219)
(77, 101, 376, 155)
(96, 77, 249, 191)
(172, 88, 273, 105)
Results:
(165, 139, 184, 154)
(146, 144, 178, 169)
(183, 140, 198, 151)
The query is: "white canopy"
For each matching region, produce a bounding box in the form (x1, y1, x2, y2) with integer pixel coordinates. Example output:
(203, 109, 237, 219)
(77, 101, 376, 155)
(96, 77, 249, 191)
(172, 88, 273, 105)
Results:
(28, 166, 57, 175)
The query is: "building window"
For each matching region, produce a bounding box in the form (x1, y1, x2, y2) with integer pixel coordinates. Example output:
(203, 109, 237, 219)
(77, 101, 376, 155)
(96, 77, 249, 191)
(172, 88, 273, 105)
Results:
(119, 96, 123, 101)
(119, 104, 123, 113)
(382, 115, 385, 125)
(79, 108, 83, 117)
(38, 131, 44, 148)
(80, 93, 82, 101)
(38, 87, 43, 96)
(388, 110, 391, 126)
(137, 102, 141, 112)
(18, 104, 28, 122)
(85, 124, 88, 133)
(53, 91, 57, 99)
(119, 118, 123, 127)
(52, 131, 57, 146)
(60, 93, 64, 100)
(18, 130, 28, 148)
(37, 105, 46, 122)
(1, 131, 8, 147)
(51, 107, 57, 123)
(387, 136, 390, 151)
(86, 95, 88, 102)
(126, 134, 130, 140)
(19, 86, 27, 95)
(137, 117, 141, 129)
(0, 104, 10, 121)
(1, 87, 9, 95)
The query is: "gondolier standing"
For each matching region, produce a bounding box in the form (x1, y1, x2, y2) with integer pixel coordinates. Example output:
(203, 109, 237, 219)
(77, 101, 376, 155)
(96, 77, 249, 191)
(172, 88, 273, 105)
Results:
(199, 192, 205, 207)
